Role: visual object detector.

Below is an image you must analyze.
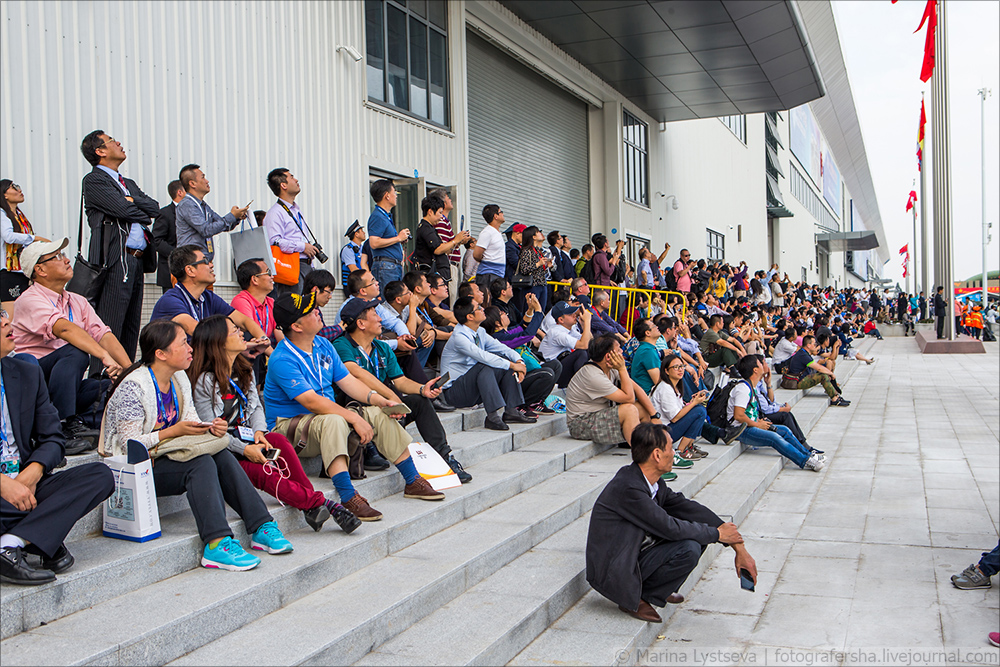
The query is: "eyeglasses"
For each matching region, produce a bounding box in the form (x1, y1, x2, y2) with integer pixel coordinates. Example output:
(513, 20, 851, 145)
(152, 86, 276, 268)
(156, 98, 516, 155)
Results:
(228, 327, 243, 338)
(320, 288, 333, 295)
(187, 258, 212, 268)
(254, 269, 273, 277)
(1, 310, 8, 319)
(667, 364, 684, 371)
(36, 252, 67, 265)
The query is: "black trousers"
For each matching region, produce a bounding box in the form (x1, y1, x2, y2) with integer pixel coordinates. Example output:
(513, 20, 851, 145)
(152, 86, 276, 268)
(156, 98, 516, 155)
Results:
(398, 350, 428, 385)
(401, 394, 450, 458)
(95, 252, 144, 364)
(555, 349, 589, 388)
(444, 363, 523, 415)
(639, 539, 704, 607)
(38, 345, 103, 421)
(522, 359, 561, 407)
(152, 449, 272, 544)
(0, 463, 115, 557)
(936, 314, 945, 338)
(765, 410, 807, 446)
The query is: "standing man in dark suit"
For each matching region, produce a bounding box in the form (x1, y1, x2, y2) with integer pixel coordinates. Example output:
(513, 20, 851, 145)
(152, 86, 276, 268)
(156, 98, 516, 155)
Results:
(0, 311, 115, 585)
(79, 131, 159, 361)
(934, 285, 948, 339)
(586, 423, 756, 622)
(152, 180, 184, 293)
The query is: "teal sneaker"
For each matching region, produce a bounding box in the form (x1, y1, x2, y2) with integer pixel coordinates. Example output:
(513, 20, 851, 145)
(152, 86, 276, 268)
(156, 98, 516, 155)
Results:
(250, 521, 294, 554)
(673, 454, 694, 468)
(201, 537, 260, 571)
(660, 472, 678, 482)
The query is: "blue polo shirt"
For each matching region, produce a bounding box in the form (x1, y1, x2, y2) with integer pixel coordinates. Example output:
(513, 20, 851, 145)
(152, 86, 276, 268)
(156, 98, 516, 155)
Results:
(151, 284, 234, 324)
(262, 337, 350, 428)
(367, 206, 402, 262)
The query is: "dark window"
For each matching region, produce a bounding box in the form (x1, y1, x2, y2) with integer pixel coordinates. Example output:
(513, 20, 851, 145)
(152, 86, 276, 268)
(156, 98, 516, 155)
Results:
(623, 109, 649, 207)
(366, 0, 449, 128)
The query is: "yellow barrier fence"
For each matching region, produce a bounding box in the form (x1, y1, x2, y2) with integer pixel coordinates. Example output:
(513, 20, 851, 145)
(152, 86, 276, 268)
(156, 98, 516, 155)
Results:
(546, 281, 687, 334)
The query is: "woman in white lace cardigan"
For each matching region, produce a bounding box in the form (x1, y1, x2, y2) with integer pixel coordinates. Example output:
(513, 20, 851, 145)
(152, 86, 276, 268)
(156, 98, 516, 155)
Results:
(100, 319, 292, 571)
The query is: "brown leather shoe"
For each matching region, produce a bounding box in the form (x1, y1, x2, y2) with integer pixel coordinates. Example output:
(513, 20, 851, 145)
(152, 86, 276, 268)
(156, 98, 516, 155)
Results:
(619, 599, 662, 623)
(666, 592, 684, 604)
(403, 476, 445, 501)
(342, 494, 383, 521)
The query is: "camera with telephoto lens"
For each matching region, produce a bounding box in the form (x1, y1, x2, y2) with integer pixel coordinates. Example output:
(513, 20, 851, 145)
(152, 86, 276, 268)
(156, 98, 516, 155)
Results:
(312, 244, 329, 264)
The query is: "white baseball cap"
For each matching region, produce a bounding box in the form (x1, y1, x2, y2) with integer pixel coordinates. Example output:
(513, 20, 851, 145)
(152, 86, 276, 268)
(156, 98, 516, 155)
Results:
(20, 237, 69, 279)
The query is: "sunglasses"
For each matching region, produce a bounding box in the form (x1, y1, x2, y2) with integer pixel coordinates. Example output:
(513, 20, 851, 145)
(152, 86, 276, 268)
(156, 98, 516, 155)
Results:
(187, 258, 212, 268)
(36, 251, 67, 265)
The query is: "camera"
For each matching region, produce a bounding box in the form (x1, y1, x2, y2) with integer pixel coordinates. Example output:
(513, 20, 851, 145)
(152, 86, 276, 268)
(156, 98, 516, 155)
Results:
(312, 244, 329, 264)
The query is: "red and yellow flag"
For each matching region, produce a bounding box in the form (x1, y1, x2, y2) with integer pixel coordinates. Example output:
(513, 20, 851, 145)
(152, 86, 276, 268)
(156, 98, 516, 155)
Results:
(917, 100, 926, 171)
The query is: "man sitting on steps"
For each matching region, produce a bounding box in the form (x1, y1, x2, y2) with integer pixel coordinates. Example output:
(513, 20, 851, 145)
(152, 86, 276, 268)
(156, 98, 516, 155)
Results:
(586, 422, 756, 622)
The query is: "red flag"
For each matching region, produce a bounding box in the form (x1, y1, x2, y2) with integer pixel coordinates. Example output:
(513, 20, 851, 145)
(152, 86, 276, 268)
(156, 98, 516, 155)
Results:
(906, 190, 918, 212)
(899, 243, 909, 255)
(915, 0, 937, 82)
(917, 100, 926, 170)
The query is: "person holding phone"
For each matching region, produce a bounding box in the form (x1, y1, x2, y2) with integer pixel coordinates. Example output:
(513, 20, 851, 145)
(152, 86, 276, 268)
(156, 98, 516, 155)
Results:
(188, 315, 360, 534)
(174, 164, 248, 261)
(99, 320, 293, 571)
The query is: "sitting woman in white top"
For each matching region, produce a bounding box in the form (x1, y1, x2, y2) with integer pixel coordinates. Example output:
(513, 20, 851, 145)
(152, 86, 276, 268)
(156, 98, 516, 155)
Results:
(100, 319, 293, 571)
(188, 315, 360, 535)
(537, 301, 592, 388)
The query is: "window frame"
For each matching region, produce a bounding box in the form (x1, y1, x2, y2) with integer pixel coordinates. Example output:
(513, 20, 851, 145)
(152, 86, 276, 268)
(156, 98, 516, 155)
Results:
(622, 109, 649, 208)
(720, 114, 747, 144)
(706, 228, 725, 262)
(366, 0, 450, 129)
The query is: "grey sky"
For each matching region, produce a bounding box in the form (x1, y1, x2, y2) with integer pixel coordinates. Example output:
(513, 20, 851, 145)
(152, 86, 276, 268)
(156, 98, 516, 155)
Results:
(832, 0, 999, 287)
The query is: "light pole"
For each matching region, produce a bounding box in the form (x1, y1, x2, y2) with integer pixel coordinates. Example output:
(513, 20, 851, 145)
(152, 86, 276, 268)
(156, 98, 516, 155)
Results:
(977, 87, 991, 309)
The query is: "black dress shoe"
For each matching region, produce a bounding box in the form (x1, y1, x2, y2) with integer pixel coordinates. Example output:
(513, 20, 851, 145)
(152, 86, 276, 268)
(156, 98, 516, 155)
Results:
(363, 443, 391, 471)
(484, 413, 509, 431)
(502, 409, 536, 424)
(63, 436, 94, 456)
(41, 544, 75, 574)
(518, 406, 538, 419)
(303, 505, 331, 532)
(431, 397, 456, 412)
(330, 503, 362, 534)
(0, 546, 56, 585)
(447, 455, 472, 483)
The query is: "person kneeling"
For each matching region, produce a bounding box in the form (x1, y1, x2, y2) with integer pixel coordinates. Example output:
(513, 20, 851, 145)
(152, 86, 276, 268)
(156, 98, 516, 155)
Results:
(189, 315, 360, 534)
(263, 292, 443, 523)
(0, 311, 115, 585)
(100, 320, 293, 572)
(586, 423, 756, 622)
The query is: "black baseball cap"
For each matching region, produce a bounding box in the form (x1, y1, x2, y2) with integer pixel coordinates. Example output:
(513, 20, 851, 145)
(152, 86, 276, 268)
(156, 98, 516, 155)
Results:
(274, 292, 318, 329)
(340, 298, 380, 326)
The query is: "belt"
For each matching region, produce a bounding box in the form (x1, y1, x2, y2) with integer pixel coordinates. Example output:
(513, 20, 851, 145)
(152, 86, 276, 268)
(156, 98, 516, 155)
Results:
(125, 247, 144, 258)
(373, 257, 402, 266)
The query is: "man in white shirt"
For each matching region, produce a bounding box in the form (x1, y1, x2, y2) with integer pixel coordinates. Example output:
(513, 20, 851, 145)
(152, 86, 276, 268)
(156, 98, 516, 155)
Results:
(439, 297, 533, 431)
(473, 204, 507, 296)
(539, 301, 593, 387)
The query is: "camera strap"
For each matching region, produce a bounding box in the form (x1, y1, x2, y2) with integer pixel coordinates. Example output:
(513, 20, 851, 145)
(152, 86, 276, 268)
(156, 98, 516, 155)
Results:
(277, 200, 319, 246)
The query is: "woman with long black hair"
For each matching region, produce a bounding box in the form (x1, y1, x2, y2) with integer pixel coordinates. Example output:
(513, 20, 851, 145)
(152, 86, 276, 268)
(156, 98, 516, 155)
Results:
(1, 179, 49, 316)
(515, 225, 551, 312)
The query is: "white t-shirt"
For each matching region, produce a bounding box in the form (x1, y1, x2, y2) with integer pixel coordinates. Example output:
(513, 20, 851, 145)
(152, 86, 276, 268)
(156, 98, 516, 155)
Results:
(539, 324, 581, 360)
(477, 225, 506, 265)
(650, 382, 685, 421)
(726, 381, 757, 425)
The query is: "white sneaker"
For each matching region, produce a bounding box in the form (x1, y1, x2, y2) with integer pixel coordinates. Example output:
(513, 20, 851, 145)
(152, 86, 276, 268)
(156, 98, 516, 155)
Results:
(805, 455, 825, 472)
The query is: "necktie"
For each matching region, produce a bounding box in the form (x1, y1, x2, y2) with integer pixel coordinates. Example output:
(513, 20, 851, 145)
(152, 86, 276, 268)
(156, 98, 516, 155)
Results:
(118, 174, 129, 196)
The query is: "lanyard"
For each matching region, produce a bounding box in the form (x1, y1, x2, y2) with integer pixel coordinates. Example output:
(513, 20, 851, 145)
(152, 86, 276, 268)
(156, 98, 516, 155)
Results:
(277, 200, 311, 239)
(253, 301, 271, 333)
(228, 378, 249, 425)
(285, 342, 324, 389)
(179, 286, 204, 320)
(0, 377, 9, 447)
(357, 343, 382, 380)
(149, 367, 179, 428)
(47, 297, 73, 323)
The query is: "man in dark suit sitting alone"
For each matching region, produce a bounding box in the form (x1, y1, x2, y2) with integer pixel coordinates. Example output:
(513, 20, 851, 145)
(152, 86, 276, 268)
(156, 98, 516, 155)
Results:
(0, 311, 115, 585)
(586, 422, 757, 622)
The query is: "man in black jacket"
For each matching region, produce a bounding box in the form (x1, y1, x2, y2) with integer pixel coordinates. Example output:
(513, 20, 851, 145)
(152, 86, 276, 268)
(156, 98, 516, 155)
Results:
(934, 285, 948, 339)
(586, 423, 756, 622)
(79, 130, 160, 361)
(152, 180, 184, 293)
(0, 312, 115, 585)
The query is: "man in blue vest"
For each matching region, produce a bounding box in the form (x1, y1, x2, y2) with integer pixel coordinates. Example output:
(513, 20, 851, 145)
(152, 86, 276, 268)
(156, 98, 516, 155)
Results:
(340, 220, 367, 297)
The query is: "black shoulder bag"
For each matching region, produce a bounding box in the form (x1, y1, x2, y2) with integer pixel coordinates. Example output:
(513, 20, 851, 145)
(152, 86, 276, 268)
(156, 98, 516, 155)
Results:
(66, 194, 113, 307)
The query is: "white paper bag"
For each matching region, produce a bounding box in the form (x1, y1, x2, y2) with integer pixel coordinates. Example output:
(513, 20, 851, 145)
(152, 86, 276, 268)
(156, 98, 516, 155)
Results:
(103, 456, 162, 542)
(229, 221, 275, 274)
(407, 442, 461, 491)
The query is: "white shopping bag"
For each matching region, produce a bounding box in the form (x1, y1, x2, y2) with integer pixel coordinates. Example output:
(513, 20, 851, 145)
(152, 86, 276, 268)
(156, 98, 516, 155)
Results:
(407, 442, 461, 491)
(103, 455, 162, 542)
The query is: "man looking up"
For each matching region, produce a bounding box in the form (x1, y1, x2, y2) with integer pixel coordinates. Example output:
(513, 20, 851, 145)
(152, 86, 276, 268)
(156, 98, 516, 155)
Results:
(538, 301, 593, 388)
(264, 292, 445, 523)
(474, 204, 507, 295)
(367, 179, 410, 291)
(152, 180, 184, 293)
(672, 249, 693, 294)
(339, 220, 367, 297)
(264, 168, 318, 296)
(175, 163, 249, 261)
(13, 240, 132, 452)
(332, 299, 471, 483)
(428, 188, 461, 278)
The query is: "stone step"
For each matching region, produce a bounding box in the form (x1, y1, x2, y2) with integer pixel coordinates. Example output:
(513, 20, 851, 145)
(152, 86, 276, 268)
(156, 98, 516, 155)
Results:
(0, 413, 564, 642)
(0, 427, 591, 666)
(349, 440, 746, 666)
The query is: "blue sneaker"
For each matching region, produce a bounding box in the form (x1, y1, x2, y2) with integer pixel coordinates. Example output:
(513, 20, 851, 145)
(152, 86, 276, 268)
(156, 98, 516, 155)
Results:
(201, 537, 260, 571)
(250, 521, 294, 554)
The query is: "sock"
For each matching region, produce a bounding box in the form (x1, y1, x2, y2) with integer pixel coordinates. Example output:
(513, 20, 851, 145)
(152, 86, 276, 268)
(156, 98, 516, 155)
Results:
(395, 456, 419, 485)
(207, 538, 223, 550)
(332, 471, 356, 503)
(0, 534, 26, 550)
(324, 498, 345, 513)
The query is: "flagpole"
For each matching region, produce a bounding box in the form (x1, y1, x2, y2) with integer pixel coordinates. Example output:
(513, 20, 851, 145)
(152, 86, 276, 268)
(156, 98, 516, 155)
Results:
(931, 0, 954, 338)
(978, 87, 991, 309)
(911, 178, 918, 295)
(919, 92, 930, 301)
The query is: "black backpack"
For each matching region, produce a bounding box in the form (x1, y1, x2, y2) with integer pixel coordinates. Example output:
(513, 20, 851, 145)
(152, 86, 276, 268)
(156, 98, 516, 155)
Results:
(705, 378, 744, 428)
(580, 258, 596, 284)
(664, 266, 678, 292)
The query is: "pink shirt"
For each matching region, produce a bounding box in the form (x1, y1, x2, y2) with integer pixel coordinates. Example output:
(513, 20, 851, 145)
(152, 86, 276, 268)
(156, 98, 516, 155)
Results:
(673, 260, 692, 293)
(12, 283, 112, 358)
(231, 290, 276, 338)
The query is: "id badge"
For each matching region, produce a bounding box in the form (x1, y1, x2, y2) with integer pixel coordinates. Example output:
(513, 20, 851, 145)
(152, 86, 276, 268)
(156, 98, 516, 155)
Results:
(237, 426, 255, 443)
(0, 457, 20, 479)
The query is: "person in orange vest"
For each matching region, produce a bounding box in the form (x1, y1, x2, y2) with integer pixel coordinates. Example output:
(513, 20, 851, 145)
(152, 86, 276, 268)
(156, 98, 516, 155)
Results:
(955, 298, 966, 336)
(964, 304, 984, 340)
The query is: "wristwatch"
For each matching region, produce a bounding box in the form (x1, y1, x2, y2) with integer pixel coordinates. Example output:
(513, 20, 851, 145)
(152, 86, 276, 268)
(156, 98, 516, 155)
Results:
(651, 412, 661, 420)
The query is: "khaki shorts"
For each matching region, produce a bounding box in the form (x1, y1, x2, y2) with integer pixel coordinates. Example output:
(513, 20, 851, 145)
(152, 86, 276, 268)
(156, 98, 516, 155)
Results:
(274, 406, 413, 472)
(567, 405, 624, 445)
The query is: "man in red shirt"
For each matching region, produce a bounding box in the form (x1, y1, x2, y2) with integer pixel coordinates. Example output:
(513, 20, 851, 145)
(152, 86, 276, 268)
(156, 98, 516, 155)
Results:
(231, 258, 282, 344)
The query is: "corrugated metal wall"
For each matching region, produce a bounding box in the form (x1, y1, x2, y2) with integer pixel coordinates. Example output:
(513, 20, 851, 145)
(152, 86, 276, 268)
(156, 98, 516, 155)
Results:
(0, 0, 467, 320)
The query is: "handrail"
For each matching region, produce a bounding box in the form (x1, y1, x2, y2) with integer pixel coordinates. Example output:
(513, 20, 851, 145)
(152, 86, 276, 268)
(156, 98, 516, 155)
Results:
(545, 281, 687, 333)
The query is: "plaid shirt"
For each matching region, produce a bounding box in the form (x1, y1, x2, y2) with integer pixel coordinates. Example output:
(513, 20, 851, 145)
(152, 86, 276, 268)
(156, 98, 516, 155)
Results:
(317, 310, 344, 343)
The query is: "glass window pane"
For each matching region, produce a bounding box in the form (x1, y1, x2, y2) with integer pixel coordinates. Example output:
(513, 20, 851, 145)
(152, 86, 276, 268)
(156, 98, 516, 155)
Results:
(365, 0, 385, 102)
(409, 17, 428, 118)
(428, 0, 446, 28)
(386, 5, 408, 110)
(410, 0, 426, 17)
(429, 30, 448, 125)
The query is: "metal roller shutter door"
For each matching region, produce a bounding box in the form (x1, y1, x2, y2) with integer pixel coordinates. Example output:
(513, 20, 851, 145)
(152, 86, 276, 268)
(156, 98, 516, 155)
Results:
(466, 31, 590, 246)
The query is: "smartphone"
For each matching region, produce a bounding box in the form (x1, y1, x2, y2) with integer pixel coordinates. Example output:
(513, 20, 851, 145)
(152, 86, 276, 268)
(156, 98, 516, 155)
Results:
(381, 403, 412, 417)
(431, 372, 450, 391)
(263, 448, 280, 461)
(245, 199, 254, 208)
(197, 421, 214, 428)
(740, 568, 755, 592)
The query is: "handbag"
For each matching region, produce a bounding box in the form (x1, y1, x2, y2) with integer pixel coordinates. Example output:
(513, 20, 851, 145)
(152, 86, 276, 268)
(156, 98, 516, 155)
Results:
(230, 219, 275, 275)
(66, 194, 111, 307)
(149, 432, 230, 462)
(511, 273, 533, 289)
(779, 373, 802, 390)
(271, 245, 300, 285)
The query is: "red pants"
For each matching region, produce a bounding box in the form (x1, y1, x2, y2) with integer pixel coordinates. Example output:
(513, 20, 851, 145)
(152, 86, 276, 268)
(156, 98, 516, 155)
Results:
(237, 433, 327, 511)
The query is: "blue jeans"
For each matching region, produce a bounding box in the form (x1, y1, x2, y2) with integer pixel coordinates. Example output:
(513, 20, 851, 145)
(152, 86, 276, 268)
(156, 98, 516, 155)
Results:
(738, 424, 811, 468)
(979, 542, 1000, 577)
(667, 405, 707, 442)
(371, 258, 403, 295)
(681, 371, 707, 402)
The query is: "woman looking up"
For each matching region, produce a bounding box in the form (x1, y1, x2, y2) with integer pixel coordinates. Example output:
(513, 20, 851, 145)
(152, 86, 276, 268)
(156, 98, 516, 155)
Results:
(1, 179, 49, 317)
